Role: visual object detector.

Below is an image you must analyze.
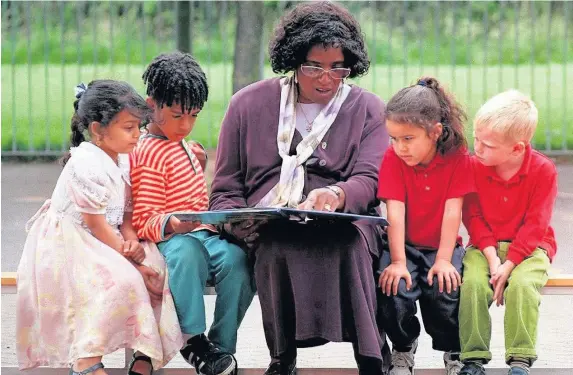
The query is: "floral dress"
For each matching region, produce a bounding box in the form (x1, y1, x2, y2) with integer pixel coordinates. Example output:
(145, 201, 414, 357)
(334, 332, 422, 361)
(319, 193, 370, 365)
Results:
(16, 142, 183, 370)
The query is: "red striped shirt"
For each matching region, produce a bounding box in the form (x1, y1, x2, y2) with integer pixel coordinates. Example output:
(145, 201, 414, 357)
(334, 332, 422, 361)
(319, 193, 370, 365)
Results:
(130, 135, 212, 242)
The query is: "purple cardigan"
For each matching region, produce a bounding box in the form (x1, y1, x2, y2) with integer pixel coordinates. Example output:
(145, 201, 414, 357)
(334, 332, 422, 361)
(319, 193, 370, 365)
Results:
(210, 77, 388, 215)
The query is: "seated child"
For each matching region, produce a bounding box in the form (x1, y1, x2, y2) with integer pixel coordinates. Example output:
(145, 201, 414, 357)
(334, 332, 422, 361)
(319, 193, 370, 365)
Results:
(17, 80, 183, 375)
(130, 52, 256, 375)
(377, 77, 475, 375)
(458, 90, 558, 375)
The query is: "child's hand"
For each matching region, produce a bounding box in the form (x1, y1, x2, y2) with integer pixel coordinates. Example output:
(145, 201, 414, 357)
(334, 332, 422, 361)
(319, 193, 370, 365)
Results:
(135, 264, 163, 307)
(491, 260, 516, 306)
(379, 262, 412, 296)
(428, 259, 461, 294)
(189, 140, 207, 171)
(167, 216, 201, 234)
(122, 240, 146, 264)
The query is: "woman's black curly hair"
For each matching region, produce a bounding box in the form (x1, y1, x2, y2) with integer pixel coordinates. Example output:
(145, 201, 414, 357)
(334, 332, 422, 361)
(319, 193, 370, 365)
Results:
(269, 1, 369, 79)
(142, 51, 208, 113)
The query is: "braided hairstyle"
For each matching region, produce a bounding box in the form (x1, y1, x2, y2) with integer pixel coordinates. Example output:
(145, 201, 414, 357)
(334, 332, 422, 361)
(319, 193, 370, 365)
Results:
(61, 80, 151, 165)
(386, 76, 468, 155)
(142, 51, 209, 113)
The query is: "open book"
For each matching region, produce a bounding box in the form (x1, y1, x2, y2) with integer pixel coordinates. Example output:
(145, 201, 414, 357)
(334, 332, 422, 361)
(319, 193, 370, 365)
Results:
(173, 207, 388, 226)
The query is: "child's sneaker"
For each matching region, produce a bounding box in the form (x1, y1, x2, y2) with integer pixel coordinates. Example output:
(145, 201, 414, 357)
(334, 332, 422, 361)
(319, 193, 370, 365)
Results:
(443, 352, 463, 375)
(389, 339, 418, 375)
(180, 334, 237, 375)
(458, 362, 486, 375)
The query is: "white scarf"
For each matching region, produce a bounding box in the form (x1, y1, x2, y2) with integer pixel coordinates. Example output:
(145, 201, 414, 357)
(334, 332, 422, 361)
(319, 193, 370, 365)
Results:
(256, 76, 351, 208)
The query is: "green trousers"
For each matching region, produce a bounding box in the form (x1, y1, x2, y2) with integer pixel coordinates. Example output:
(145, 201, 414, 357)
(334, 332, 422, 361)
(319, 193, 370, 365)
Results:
(459, 243, 549, 364)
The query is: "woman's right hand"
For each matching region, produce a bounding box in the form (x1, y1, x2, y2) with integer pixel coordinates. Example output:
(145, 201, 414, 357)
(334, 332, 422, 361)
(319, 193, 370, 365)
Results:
(379, 261, 412, 296)
(135, 264, 163, 307)
(223, 219, 267, 248)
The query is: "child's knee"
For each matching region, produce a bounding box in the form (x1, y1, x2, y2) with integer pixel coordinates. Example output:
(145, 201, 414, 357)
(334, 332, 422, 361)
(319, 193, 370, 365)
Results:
(461, 268, 490, 295)
(506, 273, 541, 298)
(428, 278, 461, 300)
(115, 266, 149, 296)
(379, 280, 417, 308)
(162, 235, 208, 266)
(217, 243, 251, 281)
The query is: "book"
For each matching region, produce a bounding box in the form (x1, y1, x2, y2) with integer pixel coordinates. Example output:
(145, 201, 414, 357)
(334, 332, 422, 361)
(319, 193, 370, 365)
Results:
(173, 207, 388, 226)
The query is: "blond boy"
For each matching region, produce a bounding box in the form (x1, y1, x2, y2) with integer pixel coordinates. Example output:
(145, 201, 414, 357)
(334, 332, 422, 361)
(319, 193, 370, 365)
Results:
(458, 90, 558, 375)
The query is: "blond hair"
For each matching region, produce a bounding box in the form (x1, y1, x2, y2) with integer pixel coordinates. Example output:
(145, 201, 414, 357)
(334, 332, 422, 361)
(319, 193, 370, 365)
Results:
(474, 90, 538, 143)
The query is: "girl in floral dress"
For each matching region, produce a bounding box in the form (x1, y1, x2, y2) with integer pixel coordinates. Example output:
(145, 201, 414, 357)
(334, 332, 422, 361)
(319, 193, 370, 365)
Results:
(16, 80, 183, 375)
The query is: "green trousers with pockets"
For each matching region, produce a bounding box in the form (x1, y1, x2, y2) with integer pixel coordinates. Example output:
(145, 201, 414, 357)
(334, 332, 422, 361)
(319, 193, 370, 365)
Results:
(459, 242, 549, 364)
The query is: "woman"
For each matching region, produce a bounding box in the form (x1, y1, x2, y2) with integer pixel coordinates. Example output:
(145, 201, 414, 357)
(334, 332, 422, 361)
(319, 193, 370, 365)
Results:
(210, 2, 390, 374)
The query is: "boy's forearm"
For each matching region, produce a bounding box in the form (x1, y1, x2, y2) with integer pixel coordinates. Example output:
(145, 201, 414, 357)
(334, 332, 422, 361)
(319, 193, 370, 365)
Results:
(463, 193, 497, 250)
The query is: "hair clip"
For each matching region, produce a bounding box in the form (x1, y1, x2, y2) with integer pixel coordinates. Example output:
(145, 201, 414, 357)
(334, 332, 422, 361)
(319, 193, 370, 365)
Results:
(417, 80, 427, 87)
(74, 82, 87, 99)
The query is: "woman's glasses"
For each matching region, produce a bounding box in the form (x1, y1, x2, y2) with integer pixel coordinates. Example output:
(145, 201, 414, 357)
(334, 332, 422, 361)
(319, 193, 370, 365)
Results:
(300, 65, 351, 80)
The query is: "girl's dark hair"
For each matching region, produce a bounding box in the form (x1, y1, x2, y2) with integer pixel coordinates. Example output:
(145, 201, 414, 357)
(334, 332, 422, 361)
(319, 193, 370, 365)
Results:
(142, 51, 208, 112)
(269, 1, 369, 79)
(60, 79, 151, 166)
(386, 76, 468, 154)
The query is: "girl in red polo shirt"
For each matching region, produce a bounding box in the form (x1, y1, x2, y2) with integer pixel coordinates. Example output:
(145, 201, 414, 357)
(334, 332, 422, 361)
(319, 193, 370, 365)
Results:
(376, 77, 475, 375)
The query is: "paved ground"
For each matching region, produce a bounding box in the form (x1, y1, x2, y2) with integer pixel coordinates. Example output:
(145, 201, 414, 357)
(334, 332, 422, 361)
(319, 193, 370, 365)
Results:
(1, 157, 572, 372)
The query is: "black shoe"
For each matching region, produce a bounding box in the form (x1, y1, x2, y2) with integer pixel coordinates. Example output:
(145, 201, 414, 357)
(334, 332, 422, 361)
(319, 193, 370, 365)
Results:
(263, 359, 297, 375)
(356, 354, 383, 375)
(127, 354, 152, 375)
(459, 362, 486, 375)
(180, 334, 237, 375)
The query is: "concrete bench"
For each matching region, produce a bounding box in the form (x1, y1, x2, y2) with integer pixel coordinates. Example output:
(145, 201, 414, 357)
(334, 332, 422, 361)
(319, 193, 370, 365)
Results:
(2, 272, 573, 374)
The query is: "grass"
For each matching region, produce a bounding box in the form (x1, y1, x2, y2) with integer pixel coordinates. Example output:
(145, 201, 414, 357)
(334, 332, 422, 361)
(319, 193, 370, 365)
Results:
(2, 63, 573, 153)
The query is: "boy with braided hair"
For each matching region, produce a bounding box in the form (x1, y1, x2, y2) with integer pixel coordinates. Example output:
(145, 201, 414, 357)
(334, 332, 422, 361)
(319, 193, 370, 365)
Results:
(130, 51, 255, 375)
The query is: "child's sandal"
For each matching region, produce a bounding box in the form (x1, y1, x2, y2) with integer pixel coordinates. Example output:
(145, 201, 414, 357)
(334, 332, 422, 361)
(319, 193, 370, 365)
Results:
(128, 354, 153, 375)
(69, 362, 104, 375)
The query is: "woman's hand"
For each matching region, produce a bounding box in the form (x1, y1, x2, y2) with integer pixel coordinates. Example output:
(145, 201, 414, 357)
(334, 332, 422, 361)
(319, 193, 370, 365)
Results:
(223, 219, 267, 249)
(379, 261, 412, 296)
(122, 240, 146, 264)
(297, 187, 343, 211)
(427, 258, 462, 294)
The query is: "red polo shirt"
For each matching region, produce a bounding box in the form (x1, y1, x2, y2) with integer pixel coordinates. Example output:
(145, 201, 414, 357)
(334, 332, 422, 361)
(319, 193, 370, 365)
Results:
(378, 147, 475, 250)
(462, 145, 557, 265)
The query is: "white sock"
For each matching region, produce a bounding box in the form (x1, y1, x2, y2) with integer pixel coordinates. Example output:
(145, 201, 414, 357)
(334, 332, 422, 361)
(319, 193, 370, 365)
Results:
(510, 358, 530, 374)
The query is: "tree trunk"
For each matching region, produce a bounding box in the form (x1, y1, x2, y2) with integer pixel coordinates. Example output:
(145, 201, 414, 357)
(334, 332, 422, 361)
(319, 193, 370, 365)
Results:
(177, 1, 192, 53)
(232, 1, 264, 94)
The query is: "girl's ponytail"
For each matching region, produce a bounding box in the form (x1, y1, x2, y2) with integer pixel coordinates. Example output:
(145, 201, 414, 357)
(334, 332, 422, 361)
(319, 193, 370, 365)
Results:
(420, 77, 467, 153)
(60, 86, 88, 166)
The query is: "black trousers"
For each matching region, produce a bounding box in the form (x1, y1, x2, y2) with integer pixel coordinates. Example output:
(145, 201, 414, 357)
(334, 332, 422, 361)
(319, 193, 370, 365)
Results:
(376, 242, 465, 352)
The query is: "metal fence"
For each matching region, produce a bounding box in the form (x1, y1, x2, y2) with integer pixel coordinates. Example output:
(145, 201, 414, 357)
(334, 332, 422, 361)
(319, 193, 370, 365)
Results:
(2, 0, 572, 156)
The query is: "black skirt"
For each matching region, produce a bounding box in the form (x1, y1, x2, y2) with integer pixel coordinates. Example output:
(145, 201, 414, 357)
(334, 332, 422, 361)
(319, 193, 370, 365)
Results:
(254, 219, 390, 365)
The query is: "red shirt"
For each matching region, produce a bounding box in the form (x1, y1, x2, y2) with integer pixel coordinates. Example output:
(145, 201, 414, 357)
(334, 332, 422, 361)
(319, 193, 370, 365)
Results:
(378, 147, 475, 249)
(462, 145, 557, 265)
